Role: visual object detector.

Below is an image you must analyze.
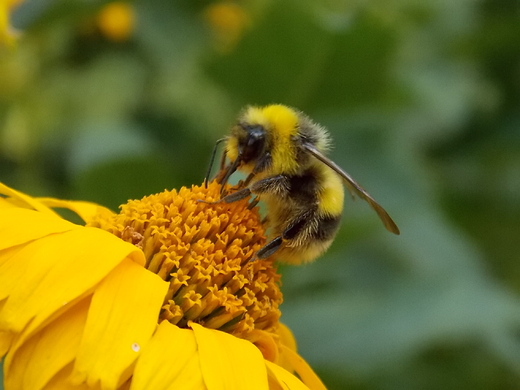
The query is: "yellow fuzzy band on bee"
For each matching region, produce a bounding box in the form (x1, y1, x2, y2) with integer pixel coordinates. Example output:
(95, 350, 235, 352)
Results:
(245, 105, 300, 174)
(226, 135, 239, 162)
(317, 165, 345, 215)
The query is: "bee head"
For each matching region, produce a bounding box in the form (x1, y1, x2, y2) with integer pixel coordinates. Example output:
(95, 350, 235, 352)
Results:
(226, 121, 267, 170)
(218, 121, 267, 188)
(237, 123, 266, 164)
(224, 105, 302, 180)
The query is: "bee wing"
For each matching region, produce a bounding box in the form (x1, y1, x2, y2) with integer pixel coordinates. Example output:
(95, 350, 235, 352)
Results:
(304, 143, 400, 235)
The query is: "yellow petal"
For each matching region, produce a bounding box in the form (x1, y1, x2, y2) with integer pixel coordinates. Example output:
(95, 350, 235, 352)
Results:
(0, 228, 144, 340)
(265, 361, 309, 390)
(4, 297, 90, 390)
(190, 322, 269, 390)
(279, 345, 326, 390)
(0, 197, 17, 208)
(0, 245, 24, 277)
(0, 182, 58, 215)
(42, 363, 96, 390)
(247, 329, 279, 362)
(118, 380, 132, 390)
(130, 321, 205, 390)
(0, 208, 78, 251)
(37, 197, 115, 224)
(268, 376, 284, 390)
(71, 258, 168, 390)
(276, 323, 297, 372)
(278, 323, 297, 351)
(0, 327, 13, 357)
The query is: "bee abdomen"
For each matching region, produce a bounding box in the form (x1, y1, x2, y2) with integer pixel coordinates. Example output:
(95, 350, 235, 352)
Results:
(278, 213, 341, 264)
(312, 213, 342, 241)
(284, 212, 341, 248)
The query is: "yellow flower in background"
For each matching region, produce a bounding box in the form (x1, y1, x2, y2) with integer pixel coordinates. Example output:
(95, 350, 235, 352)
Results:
(96, 1, 135, 42)
(204, 2, 250, 53)
(0, 181, 326, 390)
(0, 0, 21, 47)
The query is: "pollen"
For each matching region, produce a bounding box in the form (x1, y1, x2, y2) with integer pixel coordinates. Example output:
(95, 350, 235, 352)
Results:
(87, 181, 282, 341)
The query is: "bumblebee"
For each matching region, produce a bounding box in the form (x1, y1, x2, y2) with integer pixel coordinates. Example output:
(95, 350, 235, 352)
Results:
(206, 104, 399, 264)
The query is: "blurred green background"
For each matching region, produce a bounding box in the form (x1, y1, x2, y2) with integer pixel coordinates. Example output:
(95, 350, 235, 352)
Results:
(1, 0, 520, 389)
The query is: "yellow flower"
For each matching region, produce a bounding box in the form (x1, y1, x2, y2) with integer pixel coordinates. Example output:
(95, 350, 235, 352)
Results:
(0, 0, 21, 47)
(0, 181, 326, 390)
(96, 1, 135, 42)
(204, 2, 250, 53)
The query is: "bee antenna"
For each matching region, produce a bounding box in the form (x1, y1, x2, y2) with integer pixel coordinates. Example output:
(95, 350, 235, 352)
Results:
(204, 138, 227, 188)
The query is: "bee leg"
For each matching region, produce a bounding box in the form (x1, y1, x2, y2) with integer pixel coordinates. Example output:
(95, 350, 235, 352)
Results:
(253, 211, 312, 261)
(241, 172, 256, 188)
(219, 147, 227, 171)
(197, 187, 251, 205)
(255, 236, 283, 260)
(282, 214, 309, 240)
(219, 187, 252, 203)
(218, 157, 241, 193)
(236, 153, 271, 191)
(247, 196, 260, 210)
(216, 174, 288, 206)
(248, 174, 289, 195)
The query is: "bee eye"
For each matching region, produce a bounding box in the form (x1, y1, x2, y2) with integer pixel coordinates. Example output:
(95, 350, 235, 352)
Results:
(241, 125, 265, 162)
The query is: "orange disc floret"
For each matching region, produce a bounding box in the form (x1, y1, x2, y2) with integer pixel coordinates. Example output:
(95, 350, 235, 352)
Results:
(87, 180, 283, 341)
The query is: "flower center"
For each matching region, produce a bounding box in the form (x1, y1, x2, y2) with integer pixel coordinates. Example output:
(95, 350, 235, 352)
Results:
(87, 181, 282, 340)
